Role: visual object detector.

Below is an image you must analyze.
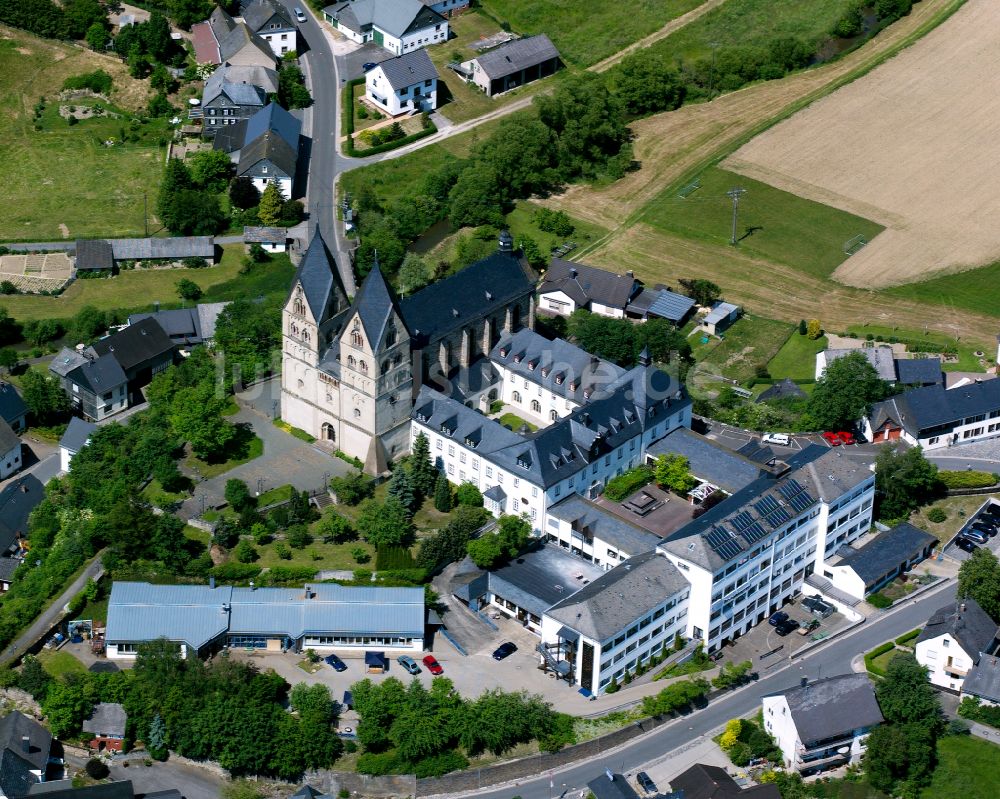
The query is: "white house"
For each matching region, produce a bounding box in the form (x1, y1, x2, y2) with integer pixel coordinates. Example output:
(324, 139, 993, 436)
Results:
(544, 494, 661, 570)
(0, 419, 20, 481)
(816, 346, 943, 386)
(323, 0, 448, 55)
(58, 417, 97, 474)
(763, 674, 884, 774)
(915, 599, 999, 693)
(365, 48, 439, 115)
(244, 226, 289, 253)
(236, 103, 301, 200)
(241, 0, 296, 56)
(537, 258, 641, 318)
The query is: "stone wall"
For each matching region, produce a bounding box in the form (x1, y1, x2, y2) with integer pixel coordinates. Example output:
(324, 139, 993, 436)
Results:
(304, 770, 417, 798)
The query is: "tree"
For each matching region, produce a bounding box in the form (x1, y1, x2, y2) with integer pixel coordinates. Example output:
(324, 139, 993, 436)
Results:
(85, 21, 106, 50)
(467, 515, 529, 569)
(807, 351, 891, 431)
(63, 0, 107, 39)
(386, 468, 418, 514)
(806, 319, 822, 339)
(357, 497, 416, 548)
(475, 117, 556, 202)
(147, 91, 174, 117)
(957, 548, 1000, 621)
(417, 506, 490, 570)
(454, 482, 483, 507)
(678, 278, 721, 307)
(286, 524, 310, 548)
(877, 654, 942, 728)
(176, 278, 203, 301)
(398, 252, 433, 295)
(168, 381, 235, 460)
(229, 176, 260, 210)
(0, 307, 20, 347)
(329, 473, 374, 506)
(277, 63, 313, 108)
(315, 511, 355, 544)
(164, 0, 213, 29)
(20, 370, 69, 425)
(225, 479, 254, 512)
(23, 318, 63, 347)
(0, 348, 18, 375)
(797, 319, 807, 336)
(257, 183, 283, 227)
(213, 299, 280, 386)
(433, 474, 452, 513)
(614, 52, 685, 117)
(448, 162, 505, 228)
(874, 443, 943, 521)
(147, 713, 167, 760)
(655, 454, 697, 494)
(409, 432, 437, 496)
(189, 149, 233, 191)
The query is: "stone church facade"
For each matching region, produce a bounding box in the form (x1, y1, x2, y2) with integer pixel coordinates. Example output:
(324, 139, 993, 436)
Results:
(280, 230, 536, 473)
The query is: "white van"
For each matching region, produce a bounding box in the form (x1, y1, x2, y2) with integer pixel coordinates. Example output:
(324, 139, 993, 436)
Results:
(761, 432, 790, 446)
(294, 7, 307, 22)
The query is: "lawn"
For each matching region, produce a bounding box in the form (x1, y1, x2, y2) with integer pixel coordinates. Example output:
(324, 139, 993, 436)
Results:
(36, 649, 88, 679)
(184, 428, 264, 480)
(842, 324, 987, 373)
(498, 412, 537, 432)
(425, 12, 508, 123)
(505, 201, 609, 257)
(884, 260, 1000, 319)
(478, 0, 704, 67)
(766, 331, 827, 381)
(255, 535, 373, 571)
(909, 495, 998, 545)
(695, 315, 795, 385)
(0, 246, 295, 323)
(641, 166, 884, 280)
(0, 28, 165, 242)
(141, 478, 190, 510)
(340, 143, 458, 209)
(77, 597, 109, 624)
(921, 735, 1000, 799)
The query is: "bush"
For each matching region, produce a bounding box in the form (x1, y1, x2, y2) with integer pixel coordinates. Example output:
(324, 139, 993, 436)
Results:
(63, 70, 113, 95)
(85, 759, 109, 779)
(604, 466, 654, 502)
(864, 641, 896, 675)
(344, 122, 437, 157)
(868, 592, 892, 609)
(412, 750, 469, 777)
(938, 470, 998, 489)
(330, 473, 374, 505)
(211, 563, 262, 581)
(352, 547, 371, 564)
(356, 751, 403, 775)
(926, 507, 947, 523)
(894, 628, 922, 647)
(454, 482, 483, 507)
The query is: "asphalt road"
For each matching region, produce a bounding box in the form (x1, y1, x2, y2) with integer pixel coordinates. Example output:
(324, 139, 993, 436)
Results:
(466, 580, 957, 799)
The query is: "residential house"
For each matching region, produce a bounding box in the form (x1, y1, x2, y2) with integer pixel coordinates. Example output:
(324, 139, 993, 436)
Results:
(49, 350, 128, 423)
(815, 346, 943, 386)
(241, 0, 296, 56)
(365, 48, 439, 115)
(105, 581, 426, 659)
(191, 6, 276, 68)
(755, 378, 807, 404)
(81, 704, 126, 753)
(90, 317, 176, 398)
(544, 494, 662, 569)
(962, 653, 1000, 708)
(537, 258, 641, 318)
(668, 763, 782, 798)
(58, 417, 97, 473)
(460, 34, 561, 97)
(0, 475, 44, 561)
(237, 102, 302, 199)
(863, 380, 1000, 450)
(624, 287, 697, 325)
(586, 772, 641, 799)
(127, 302, 229, 348)
(763, 673, 884, 774)
(701, 301, 741, 336)
(323, 0, 448, 55)
(915, 599, 999, 692)
(818, 522, 937, 601)
(201, 65, 269, 134)
(244, 226, 288, 252)
(0, 711, 59, 798)
(0, 558, 19, 593)
(0, 419, 21, 481)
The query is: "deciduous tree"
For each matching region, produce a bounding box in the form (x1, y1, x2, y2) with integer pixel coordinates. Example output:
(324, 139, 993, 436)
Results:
(807, 351, 891, 432)
(957, 548, 1000, 621)
(874, 443, 943, 521)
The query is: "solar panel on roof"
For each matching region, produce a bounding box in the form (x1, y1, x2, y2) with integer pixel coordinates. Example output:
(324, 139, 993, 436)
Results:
(732, 511, 754, 532)
(779, 479, 805, 500)
(705, 527, 733, 549)
(755, 495, 779, 516)
(766, 506, 791, 527)
(741, 522, 767, 545)
(717, 540, 745, 560)
(789, 492, 814, 513)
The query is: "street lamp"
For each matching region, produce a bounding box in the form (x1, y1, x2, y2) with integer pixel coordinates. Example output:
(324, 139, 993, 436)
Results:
(256, 477, 264, 496)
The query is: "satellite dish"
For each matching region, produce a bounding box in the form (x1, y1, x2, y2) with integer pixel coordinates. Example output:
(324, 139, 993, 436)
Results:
(837, 746, 850, 754)
(606, 769, 615, 782)
(189, 98, 201, 106)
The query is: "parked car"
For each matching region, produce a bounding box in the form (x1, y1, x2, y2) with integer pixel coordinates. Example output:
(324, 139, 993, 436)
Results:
(636, 772, 657, 794)
(982, 503, 1000, 518)
(396, 655, 421, 674)
(962, 529, 989, 544)
(762, 432, 790, 446)
(775, 619, 800, 636)
(768, 611, 789, 626)
(422, 655, 443, 675)
(797, 619, 821, 635)
(492, 642, 518, 660)
(324, 654, 347, 672)
(822, 432, 842, 446)
(971, 521, 997, 537)
(362, 62, 378, 71)
(956, 537, 979, 553)
(836, 431, 856, 445)
(294, 6, 306, 22)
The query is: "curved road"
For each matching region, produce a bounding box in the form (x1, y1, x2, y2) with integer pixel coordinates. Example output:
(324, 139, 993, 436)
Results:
(462, 580, 956, 799)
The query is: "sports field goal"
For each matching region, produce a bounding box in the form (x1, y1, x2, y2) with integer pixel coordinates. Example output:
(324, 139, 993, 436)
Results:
(678, 178, 701, 198)
(843, 234, 868, 255)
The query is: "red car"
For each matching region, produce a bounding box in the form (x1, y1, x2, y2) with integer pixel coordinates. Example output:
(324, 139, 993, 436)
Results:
(822, 432, 841, 446)
(422, 655, 443, 675)
(837, 431, 856, 445)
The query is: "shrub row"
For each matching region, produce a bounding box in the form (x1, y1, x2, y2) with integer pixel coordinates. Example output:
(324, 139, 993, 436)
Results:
(344, 123, 437, 157)
(864, 641, 896, 676)
(341, 77, 363, 136)
(938, 470, 999, 489)
(604, 465, 654, 502)
(894, 628, 922, 647)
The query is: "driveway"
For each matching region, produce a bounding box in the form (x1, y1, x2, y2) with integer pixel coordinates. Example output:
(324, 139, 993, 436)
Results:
(942, 497, 1000, 562)
(108, 759, 224, 799)
(338, 42, 393, 82)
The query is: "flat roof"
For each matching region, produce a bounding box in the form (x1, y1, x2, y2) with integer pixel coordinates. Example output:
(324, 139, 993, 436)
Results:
(488, 544, 604, 618)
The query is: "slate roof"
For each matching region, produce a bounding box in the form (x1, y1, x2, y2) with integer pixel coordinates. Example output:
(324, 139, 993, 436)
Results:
(586, 773, 640, 799)
(327, 0, 444, 39)
(0, 418, 18, 457)
(756, 377, 807, 404)
(218, 19, 274, 65)
(547, 494, 661, 557)
(215, 63, 279, 94)
(474, 34, 560, 80)
(0, 383, 26, 427)
(773, 673, 884, 745)
(203, 67, 268, 107)
(244, 102, 301, 153)
(896, 357, 943, 386)
(65, 353, 128, 395)
(243, 226, 287, 243)
(351, 263, 400, 348)
(212, 119, 249, 153)
(963, 653, 1000, 704)
(647, 427, 765, 495)
(241, 0, 293, 32)
(822, 346, 897, 382)
(0, 558, 20, 583)
(196, 302, 229, 342)
(289, 230, 347, 323)
(669, 764, 781, 799)
(59, 417, 97, 454)
(27, 781, 136, 799)
(539, 257, 637, 311)
(82, 703, 126, 738)
(399, 249, 535, 346)
(49, 348, 88, 379)
(869, 380, 1000, 438)
(128, 309, 201, 345)
(835, 522, 936, 587)
(489, 328, 626, 404)
(703, 301, 739, 325)
(915, 599, 999, 657)
(0, 475, 44, 553)
(546, 551, 687, 643)
(91, 318, 174, 374)
(237, 129, 298, 178)
(0, 711, 51, 799)
(109, 237, 214, 260)
(374, 48, 438, 90)
(74, 239, 114, 271)
(487, 544, 604, 618)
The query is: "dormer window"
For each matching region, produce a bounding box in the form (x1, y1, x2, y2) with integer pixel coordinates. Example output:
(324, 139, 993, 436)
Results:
(569, 380, 578, 391)
(464, 437, 478, 449)
(513, 353, 522, 363)
(500, 347, 508, 358)
(416, 412, 427, 422)
(555, 373, 564, 385)
(527, 359, 537, 371)
(440, 423, 451, 435)
(541, 367, 550, 378)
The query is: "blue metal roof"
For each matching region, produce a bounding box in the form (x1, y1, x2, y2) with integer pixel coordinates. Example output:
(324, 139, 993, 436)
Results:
(647, 289, 695, 322)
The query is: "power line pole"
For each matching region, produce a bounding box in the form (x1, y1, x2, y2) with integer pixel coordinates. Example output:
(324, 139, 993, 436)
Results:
(727, 187, 746, 245)
(143, 192, 148, 238)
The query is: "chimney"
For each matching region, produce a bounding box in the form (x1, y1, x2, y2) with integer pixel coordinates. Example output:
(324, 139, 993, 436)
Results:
(570, 268, 578, 279)
(800, 677, 808, 688)
(626, 270, 634, 279)
(498, 229, 513, 254)
(20, 483, 28, 493)
(209, 576, 215, 589)
(960, 602, 966, 613)
(21, 736, 29, 754)
(249, 580, 255, 591)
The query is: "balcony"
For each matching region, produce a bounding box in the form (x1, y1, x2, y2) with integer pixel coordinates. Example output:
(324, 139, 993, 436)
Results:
(944, 664, 968, 677)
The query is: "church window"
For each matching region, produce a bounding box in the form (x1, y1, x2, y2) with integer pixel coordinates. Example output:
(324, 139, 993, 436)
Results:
(354, 408, 361, 418)
(359, 360, 368, 374)
(386, 329, 397, 347)
(393, 355, 402, 367)
(512, 391, 521, 403)
(531, 400, 541, 413)
(381, 361, 390, 375)
(303, 330, 310, 344)
(291, 323, 299, 336)
(348, 355, 356, 367)
(550, 410, 558, 421)
(297, 379, 304, 389)
(326, 393, 333, 402)
(293, 298, 305, 316)
(352, 330, 364, 347)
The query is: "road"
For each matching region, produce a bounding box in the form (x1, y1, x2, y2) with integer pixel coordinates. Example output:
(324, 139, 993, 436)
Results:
(463, 580, 957, 799)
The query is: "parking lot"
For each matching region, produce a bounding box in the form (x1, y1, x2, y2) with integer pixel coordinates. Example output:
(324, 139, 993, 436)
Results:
(942, 498, 1000, 562)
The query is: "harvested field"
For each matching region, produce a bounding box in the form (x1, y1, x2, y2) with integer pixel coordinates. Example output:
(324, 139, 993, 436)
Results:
(725, 0, 1000, 288)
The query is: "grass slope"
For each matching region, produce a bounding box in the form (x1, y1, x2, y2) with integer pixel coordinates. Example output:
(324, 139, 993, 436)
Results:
(883, 260, 1000, 318)
(0, 28, 163, 242)
(478, 0, 704, 67)
(642, 166, 884, 279)
(921, 736, 1000, 799)
(693, 315, 794, 384)
(767, 332, 827, 381)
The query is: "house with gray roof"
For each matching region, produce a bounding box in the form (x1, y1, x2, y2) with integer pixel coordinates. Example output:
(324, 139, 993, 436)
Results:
(915, 598, 999, 692)
(0, 383, 25, 435)
(240, 0, 296, 57)
(243, 226, 288, 252)
(191, 6, 276, 67)
(105, 581, 426, 659)
(625, 287, 697, 324)
(0, 711, 56, 798)
(460, 34, 561, 97)
(323, 0, 448, 56)
(128, 301, 230, 348)
(763, 673, 884, 774)
(756, 377, 807, 404)
(962, 652, 1000, 707)
(201, 64, 269, 136)
(237, 103, 302, 199)
(820, 522, 936, 600)
(91, 317, 175, 390)
(0, 419, 20, 481)
(0, 475, 44, 562)
(50, 350, 127, 423)
(816, 345, 943, 387)
(537, 258, 641, 318)
(81, 703, 126, 753)
(545, 494, 662, 569)
(365, 48, 439, 115)
(668, 764, 781, 799)
(58, 417, 96, 474)
(700, 301, 741, 335)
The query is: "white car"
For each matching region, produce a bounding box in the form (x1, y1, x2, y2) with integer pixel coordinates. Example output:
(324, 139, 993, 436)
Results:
(294, 7, 307, 22)
(761, 432, 790, 446)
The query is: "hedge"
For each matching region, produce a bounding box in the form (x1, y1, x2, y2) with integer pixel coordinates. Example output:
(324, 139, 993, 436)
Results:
(864, 641, 896, 676)
(344, 123, 437, 157)
(210, 563, 262, 581)
(604, 466, 654, 502)
(894, 628, 922, 647)
(341, 77, 363, 136)
(939, 470, 999, 489)
(257, 566, 318, 585)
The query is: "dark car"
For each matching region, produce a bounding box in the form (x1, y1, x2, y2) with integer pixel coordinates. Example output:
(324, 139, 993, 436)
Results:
(983, 504, 1000, 518)
(362, 62, 378, 71)
(492, 642, 518, 660)
(775, 619, 800, 636)
(636, 772, 657, 794)
(971, 523, 997, 538)
(422, 655, 443, 675)
(768, 611, 789, 626)
(324, 654, 347, 672)
(956, 537, 979, 553)
(962, 529, 990, 544)
(973, 517, 998, 531)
